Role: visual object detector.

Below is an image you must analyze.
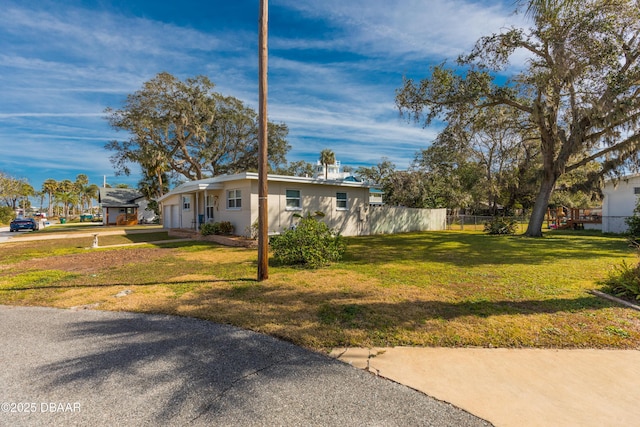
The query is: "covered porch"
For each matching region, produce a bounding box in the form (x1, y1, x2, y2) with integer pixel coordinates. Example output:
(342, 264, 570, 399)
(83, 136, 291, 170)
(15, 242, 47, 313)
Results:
(162, 183, 225, 231)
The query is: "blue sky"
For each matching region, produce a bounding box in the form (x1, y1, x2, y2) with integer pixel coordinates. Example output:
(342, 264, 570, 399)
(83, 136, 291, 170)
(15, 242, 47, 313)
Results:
(0, 0, 527, 191)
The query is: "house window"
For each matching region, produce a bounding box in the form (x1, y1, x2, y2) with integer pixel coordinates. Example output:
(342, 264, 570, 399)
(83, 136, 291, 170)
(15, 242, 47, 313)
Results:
(206, 195, 216, 219)
(182, 196, 191, 211)
(227, 190, 242, 209)
(634, 187, 640, 195)
(286, 189, 301, 210)
(336, 192, 348, 210)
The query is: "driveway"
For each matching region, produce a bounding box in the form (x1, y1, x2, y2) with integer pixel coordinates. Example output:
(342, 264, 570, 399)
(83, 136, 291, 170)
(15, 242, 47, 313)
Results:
(0, 306, 490, 426)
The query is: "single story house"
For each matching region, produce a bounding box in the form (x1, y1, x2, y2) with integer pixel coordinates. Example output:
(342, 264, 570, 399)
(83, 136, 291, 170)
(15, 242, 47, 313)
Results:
(157, 172, 374, 237)
(601, 174, 640, 233)
(98, 187, 153, 226)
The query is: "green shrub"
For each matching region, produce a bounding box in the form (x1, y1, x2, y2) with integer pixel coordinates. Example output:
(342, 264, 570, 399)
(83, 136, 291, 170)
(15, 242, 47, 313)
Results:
(270, 213, 346, 269)
(626, 215, 640, 237)
(218, 221, 234, 234)
(626, 206, 640, 246)
(602, 260, 640, 301)
(0, 206, 14, 225)
(201, 223, 216, 235)
(484, 217, 518, 235)
(201, 221, 234, 236)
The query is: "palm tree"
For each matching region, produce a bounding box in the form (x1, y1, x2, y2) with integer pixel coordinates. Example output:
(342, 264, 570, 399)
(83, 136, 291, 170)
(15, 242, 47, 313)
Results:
(319, 149, 336, 180)
(41, 178, 58, 217)
(34, 190, 46, 213)
(55, 191, 77, 219)
(73, 174, 89, 213)
(75, 174, 89, 186)
(83, 184, 100, 213)
(56, 180, 74, 215)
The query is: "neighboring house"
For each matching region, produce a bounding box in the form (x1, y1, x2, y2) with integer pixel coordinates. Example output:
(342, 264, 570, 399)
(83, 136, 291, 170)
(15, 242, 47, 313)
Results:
(158, 171, 447, 237)
(601, 174, 640, 233)
(98, 188, 153, 226)
(340, 175, 384, 205)
(313, 160, 350, 180)
(369, 188, 384, 206)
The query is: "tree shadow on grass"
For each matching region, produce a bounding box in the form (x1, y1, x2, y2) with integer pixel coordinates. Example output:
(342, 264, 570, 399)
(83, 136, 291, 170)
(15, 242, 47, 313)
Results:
(314, 296, 616, 324)
(184, 285, 620, 323)
(343, 231, 633, 267)
(142, 285, 640, 349)
(1, 276, 625, 324)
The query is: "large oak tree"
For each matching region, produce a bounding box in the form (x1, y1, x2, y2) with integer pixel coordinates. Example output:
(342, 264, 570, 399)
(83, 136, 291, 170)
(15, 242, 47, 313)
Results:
(105, 72, 290, 196)
(397, 0, 640, 236)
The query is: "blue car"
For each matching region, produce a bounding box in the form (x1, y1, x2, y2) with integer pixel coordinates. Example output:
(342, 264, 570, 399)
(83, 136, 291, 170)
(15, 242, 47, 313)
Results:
(9, 217, 39, 232)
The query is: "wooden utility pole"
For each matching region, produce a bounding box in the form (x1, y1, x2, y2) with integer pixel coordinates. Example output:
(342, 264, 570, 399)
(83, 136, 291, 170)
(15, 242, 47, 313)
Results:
(257, 0, 269, 281)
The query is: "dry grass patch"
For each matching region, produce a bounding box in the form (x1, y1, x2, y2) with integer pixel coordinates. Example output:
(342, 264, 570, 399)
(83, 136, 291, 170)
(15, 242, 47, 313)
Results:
(4, 247, 170, 274)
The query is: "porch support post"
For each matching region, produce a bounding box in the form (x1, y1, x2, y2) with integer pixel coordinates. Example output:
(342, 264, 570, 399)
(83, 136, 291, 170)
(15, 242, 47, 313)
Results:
(204, 190, 208, 222)
(195, 192, 199, 230)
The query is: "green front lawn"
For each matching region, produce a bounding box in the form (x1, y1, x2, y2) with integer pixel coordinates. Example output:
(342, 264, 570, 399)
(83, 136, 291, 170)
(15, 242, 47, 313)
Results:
(1, 230, 639, 350)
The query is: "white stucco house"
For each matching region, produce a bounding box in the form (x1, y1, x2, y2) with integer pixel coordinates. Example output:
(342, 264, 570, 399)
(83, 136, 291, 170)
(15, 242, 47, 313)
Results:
(158, 157, 448, 237)
(157, 172, 448, 237)
(157, 172, 374, 237)
(601, 174, 640, 233)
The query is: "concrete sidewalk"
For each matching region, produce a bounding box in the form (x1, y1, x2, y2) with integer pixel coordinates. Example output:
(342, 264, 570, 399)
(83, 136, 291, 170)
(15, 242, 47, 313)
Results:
(331, 346, 640, 427)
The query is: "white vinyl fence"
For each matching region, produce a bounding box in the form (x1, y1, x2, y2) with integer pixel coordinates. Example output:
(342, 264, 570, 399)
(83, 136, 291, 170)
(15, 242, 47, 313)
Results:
(446, 215, 630, 233)
(447, 215, 528, 232)
(368, 206, 447, 234)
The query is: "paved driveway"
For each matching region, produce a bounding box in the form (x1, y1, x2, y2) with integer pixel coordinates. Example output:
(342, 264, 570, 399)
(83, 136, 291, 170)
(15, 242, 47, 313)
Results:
(0, 306, 490, 426)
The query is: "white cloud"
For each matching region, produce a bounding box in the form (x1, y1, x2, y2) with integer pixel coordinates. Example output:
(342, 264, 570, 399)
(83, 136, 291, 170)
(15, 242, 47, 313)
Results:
(271, 102, 439, 168)
(0, 5, 228, 59)
(273, 0, 525, 59)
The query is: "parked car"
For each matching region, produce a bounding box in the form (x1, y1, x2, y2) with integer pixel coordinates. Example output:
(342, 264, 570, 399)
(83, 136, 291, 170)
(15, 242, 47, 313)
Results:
(9, 217, 39, 232)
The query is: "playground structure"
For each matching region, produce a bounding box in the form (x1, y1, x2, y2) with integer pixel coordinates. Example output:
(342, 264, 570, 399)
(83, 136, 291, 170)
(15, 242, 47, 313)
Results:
(116, 212, 138, 226)
(546, 207, 602, 230)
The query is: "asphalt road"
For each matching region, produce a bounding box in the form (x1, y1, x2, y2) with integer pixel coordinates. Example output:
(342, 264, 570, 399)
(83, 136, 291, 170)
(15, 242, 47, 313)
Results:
(0, 226, 14, 243)
(0, 225, 41, 242)
(0, 306, 491, 426)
